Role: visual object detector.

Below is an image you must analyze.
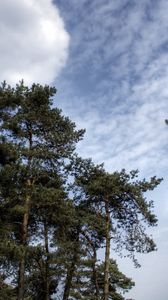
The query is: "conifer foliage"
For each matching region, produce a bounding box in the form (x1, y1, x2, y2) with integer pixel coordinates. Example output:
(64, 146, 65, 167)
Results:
(0, 82, 161, 300)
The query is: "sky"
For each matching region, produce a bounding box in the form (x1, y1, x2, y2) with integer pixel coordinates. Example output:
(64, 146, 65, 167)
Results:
(1, 0, 168, 299)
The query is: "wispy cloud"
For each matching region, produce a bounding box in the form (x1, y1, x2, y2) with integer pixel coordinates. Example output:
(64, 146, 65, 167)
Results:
(55, 3, 168, 298)
(56, 0, 168, 177)
(0, 0, 70, 85)
(1, 1, 167, 299)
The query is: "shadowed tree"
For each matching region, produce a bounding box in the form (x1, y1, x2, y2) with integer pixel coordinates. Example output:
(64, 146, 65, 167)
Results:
(75, 164, 161, 300)
(0, 81, 84, 300)
(0, 81, 162, 300)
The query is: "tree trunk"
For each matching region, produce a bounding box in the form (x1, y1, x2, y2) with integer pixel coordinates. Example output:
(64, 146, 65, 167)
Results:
(92, 246, 99, 300)
(44, 222, 50, 300)
(17, 190, 31, 300)
(63, 231, 80, 300)
(104, 197, 110, 300)
(62, 260, 76, 300)
(81, 230, 99, 300)
(17, 124, 33, 300)
(17, 256, 26, 300)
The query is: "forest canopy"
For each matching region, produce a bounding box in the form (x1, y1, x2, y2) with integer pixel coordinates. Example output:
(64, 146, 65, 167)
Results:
(0, 82, 162, 300)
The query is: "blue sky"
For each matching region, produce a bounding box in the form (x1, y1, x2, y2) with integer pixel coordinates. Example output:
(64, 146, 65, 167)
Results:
(55, 0, 168, 173)
(1, 0, 168, 299)
(54, 3, 168, 297)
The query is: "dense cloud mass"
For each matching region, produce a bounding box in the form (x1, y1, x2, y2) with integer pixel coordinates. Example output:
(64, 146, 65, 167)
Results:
(0, 0, 70, 84)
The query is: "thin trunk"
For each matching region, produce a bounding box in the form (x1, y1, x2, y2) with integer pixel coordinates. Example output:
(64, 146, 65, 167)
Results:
(63, 232, 80, 300)
(92, 246, 99, 300)
(17, 189, 31, 300)
(62, 259, 76, 300)
(44, 222, 50, 300)
(17, 257, 26, 300)
(17, 126, 32, 300)
(81, 230, 99, 300)
(104, 198, 110, 300)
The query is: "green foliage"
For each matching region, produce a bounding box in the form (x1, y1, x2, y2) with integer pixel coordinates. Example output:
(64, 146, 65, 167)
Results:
(0, 81, 161, 300)
(0, 277, 16, 300)
(76, 166, 162, 258)
(97, 260, 135, 300)
(0, 81, 84, 299)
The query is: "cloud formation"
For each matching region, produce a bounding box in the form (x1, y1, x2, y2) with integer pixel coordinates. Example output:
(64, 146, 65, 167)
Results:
(55, 2, 168, 299)
(1, 1, 167, 299)
(56, 0, 168, 177)
(0, 0, 70, 84)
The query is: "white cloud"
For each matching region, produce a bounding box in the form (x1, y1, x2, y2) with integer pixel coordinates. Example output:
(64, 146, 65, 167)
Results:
(0, 0, 70, 85)
(52, 2, 168, 300)
(56, 0, 168, 178)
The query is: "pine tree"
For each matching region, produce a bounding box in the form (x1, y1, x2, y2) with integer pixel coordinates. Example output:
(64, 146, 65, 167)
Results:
(75, 165, 162, 300)
(96, 260, 134, 300)
(0, 81, 85, 300)
(0, 81, 162, 300)
(69, 258, 134, 300)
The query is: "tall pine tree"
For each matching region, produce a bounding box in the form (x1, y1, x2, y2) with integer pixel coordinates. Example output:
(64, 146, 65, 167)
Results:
(0, 81, 84, 300)
(75, 164, 161, 300)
